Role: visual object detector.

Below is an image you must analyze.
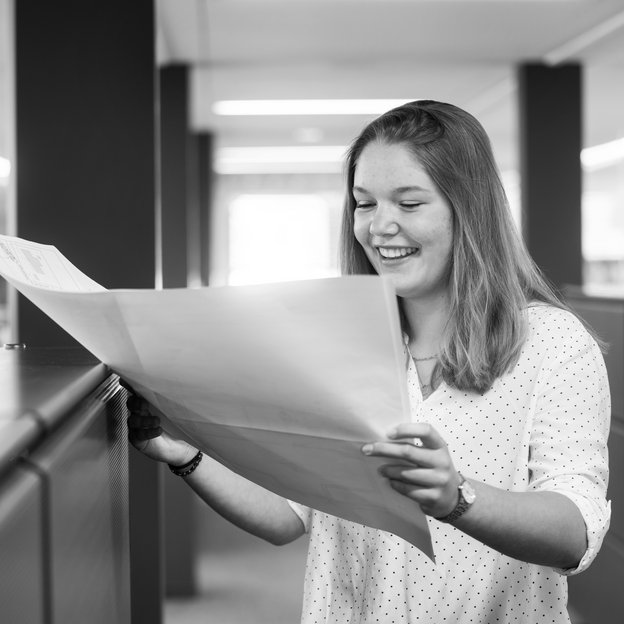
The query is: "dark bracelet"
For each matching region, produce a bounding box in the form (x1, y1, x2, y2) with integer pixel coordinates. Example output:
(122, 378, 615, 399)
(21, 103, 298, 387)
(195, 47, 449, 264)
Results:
(168, 450, 203, 477)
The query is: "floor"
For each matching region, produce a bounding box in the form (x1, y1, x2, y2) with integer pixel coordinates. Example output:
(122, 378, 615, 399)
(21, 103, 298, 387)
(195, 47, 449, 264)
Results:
(165, 508, 308, 624)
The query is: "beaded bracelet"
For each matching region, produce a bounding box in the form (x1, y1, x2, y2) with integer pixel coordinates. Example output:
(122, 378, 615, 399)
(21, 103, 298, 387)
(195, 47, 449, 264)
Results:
(168, 450, 203, 477)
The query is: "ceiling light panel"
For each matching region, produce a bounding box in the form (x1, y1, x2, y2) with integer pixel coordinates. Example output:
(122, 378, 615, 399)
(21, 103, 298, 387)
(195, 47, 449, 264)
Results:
(212, 99, 413, 116)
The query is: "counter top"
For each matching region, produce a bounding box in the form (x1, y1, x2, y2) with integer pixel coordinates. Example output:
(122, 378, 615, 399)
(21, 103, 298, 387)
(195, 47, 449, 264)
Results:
(0, 346, 109, 474)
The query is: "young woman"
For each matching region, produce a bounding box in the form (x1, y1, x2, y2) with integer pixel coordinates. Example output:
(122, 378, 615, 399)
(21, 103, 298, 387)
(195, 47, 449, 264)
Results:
(127, 100, 610, 623)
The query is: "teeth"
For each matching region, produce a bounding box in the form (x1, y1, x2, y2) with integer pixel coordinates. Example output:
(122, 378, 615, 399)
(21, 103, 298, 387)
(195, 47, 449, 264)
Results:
(378, 247, 418, 259)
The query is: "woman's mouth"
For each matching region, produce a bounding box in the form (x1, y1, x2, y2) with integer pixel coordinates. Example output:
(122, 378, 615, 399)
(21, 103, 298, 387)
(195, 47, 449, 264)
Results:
(377, 246, 420, 260)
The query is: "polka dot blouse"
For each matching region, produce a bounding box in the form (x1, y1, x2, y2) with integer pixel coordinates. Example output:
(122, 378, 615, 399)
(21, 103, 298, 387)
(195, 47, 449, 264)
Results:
(288, 304, 611, 624)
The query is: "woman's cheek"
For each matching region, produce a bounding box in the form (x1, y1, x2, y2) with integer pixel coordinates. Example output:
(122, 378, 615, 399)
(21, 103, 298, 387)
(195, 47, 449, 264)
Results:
(353, 214, 371, 248)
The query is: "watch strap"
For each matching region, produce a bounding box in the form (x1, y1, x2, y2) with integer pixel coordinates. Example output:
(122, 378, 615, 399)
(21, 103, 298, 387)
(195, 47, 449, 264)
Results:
(437, 473, 474, 524)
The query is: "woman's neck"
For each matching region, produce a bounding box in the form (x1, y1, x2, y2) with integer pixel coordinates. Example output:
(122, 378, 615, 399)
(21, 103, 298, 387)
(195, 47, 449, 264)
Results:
(402, 293, 451, 357)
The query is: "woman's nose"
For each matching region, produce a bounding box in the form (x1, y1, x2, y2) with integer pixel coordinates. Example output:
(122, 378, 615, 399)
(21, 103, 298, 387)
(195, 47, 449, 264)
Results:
(369, 205, 399, 237)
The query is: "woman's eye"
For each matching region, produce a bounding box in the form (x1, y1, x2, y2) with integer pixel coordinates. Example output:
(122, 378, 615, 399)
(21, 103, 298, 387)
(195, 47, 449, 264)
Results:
(355, 201, 374, 209)
(400, 202, 422, 209)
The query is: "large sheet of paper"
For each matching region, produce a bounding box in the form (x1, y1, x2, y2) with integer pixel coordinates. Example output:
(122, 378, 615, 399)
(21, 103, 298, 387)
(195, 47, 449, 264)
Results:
(0, 234, 433, 559)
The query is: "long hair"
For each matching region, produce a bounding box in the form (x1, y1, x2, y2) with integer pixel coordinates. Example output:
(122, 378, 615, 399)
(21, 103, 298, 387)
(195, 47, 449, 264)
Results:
(340, 100, 568, 393)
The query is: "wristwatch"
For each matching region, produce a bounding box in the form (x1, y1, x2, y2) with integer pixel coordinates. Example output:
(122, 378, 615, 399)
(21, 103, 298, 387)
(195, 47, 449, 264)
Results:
(437, 473, 476, 523)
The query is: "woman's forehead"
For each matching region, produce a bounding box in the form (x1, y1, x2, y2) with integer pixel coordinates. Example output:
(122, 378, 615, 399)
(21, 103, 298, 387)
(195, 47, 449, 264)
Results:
(354, 142, 433, 190)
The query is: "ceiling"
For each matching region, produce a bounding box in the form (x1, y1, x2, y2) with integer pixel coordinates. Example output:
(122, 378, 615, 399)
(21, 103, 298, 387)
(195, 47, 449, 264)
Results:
(156, 0, 624, 173)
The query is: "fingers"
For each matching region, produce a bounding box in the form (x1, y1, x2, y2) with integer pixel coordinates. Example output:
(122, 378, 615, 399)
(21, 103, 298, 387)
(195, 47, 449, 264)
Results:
(127, 413, 162, 440)
(362, 422, 460, 517)
(129, 425, 163, 442)
(126, 394, 162, 442)
(127, 414, 160, 429)
(380, 465, 446, 486)
(385, 479, 451, 509)
(387, 422, 447, 449)
(126, 394, 151, 414)
(361, 440, 440, 468)
(361, 423, 445, 461)
(376, 460, 460, 516)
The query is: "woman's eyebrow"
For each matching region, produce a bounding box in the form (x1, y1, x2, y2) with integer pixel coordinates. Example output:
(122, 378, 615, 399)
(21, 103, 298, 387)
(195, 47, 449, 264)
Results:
(394, 185, 431, 194)
(352, 185, 431, 194)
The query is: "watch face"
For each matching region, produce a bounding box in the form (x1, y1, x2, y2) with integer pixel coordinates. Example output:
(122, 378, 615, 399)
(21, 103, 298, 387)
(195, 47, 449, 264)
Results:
(461, 481, 477, 505)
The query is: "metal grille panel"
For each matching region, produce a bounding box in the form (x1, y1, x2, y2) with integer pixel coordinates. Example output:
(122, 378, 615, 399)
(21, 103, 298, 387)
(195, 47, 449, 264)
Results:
(0, 469, 46, 623)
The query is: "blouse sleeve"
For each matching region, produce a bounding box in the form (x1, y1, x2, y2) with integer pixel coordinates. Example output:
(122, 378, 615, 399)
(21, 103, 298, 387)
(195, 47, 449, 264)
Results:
(287, 499, 312, 533)
(528, 312, 611, 576)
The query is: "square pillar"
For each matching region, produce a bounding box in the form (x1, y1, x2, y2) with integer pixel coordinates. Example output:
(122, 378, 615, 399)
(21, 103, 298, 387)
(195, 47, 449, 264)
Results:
(518, 62, 583, 291)
(15, 2, 162, 623)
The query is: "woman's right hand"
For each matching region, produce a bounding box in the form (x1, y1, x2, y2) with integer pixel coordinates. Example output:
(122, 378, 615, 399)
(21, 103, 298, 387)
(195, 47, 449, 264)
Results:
(126, 392, 198, 467)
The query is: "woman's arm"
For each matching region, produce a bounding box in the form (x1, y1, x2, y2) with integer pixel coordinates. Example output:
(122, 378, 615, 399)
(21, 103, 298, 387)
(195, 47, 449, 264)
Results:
(366, 315, 610, 571)
(362, 423, 587, 569)
(182, 452, 306, 546)
(452, 479, 586, 569)
(127, 394, 305, 546)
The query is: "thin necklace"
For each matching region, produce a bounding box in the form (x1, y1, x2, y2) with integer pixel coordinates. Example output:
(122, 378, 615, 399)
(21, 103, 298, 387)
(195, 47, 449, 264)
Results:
(410, 353, 438, 362)
(409, 352, 438, 397)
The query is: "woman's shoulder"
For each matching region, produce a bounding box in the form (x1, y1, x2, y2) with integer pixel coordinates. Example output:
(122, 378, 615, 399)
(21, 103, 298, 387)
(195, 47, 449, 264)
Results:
(525, 301, 596, 354)
(527, 301, 585, 330)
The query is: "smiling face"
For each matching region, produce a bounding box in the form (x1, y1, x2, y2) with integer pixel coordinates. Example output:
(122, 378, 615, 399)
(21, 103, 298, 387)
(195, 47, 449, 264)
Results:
(352, 141, 454, 302)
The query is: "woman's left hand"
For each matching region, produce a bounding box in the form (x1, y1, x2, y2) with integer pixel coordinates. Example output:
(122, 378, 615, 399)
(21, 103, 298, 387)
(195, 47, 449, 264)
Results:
(362, 422, 461, 519)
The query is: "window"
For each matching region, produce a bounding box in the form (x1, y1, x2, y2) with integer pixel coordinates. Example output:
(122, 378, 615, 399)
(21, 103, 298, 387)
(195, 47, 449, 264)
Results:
(227, 193, 341, 286)
(582, 181, 624, 286)
(582, 65, 624, 287)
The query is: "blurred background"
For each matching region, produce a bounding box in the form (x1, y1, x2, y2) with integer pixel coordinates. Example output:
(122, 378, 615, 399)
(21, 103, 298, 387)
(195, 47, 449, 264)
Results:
(3, 1, 624, 309)
(0, 1, 623, 623)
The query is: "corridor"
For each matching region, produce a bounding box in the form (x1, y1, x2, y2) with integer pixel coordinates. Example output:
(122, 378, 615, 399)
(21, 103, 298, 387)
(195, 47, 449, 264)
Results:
(166, 507, 308, 624)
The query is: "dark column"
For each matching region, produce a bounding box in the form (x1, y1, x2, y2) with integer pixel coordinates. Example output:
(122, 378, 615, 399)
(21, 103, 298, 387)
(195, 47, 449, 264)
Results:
(159, 64, 202, 597)
(160, 65, 191, 289)
(187, 131, 215, 287)
(197, 132, 215, 286)
(163, 132, 214, 595)
(160, 67, 214, 290)
(518, 63, 583, 291)
(15, 2, 162, 622)
(161, 129, 214, 596)
(15, 0, 158, 342)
